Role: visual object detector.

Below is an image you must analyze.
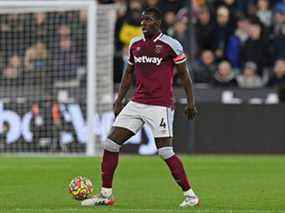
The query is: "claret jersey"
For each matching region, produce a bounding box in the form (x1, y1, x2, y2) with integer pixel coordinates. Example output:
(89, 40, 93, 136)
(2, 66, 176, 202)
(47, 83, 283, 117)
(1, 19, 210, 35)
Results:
(128, 33, 187, 107)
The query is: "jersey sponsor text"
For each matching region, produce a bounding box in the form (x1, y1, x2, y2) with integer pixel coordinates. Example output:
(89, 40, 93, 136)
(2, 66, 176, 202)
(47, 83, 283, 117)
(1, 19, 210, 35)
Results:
(134, 56, 163, 66)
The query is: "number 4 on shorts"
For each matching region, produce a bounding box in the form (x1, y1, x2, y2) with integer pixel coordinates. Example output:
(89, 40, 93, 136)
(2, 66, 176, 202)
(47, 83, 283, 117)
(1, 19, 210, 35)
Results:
(160, 118, 166, 128)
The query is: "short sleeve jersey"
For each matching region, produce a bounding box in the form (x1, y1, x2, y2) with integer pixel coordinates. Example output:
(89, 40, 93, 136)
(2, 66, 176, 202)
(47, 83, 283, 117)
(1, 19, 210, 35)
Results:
(128, 33, 187, 107)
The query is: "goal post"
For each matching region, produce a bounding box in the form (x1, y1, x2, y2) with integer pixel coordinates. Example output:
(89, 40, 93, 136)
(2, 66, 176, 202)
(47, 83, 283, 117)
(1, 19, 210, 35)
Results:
(0, 1, 115, 155)
(86, 1, 96, 156)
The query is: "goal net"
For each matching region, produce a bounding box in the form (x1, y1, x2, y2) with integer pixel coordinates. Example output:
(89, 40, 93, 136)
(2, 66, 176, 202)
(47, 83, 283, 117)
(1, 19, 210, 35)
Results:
(0, 1, 115, 155)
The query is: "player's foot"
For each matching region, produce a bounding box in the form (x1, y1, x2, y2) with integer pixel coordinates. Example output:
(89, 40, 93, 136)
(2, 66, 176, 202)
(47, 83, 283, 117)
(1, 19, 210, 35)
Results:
(81, 193, 115, 206)
(179, 195, 199, 207)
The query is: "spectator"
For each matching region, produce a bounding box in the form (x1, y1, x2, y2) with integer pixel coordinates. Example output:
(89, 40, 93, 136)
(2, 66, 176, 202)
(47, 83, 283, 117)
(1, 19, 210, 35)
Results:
(114, 1, 141, 83)
(24, 41, 49, 86)
(31, 102, 44, 146)
(25, 12, 51, 46)
(194, 6, 216, 54)
(24, 41, 48, 73)
(0, 14, 26, 56)
(161, 10, 176, 34)
(272, 3, 285, 36)
(1, 2, 285, 91)
(114, 0, 128, 51)
(53, 30, 80, 81)
(143, 0, 161, 9)
(272, 23, 285, 60)
(30, 97, 62, 152)
(114, 44, 129, 84)
(237, 61, 263, 88)
(212, 60, 238, 87)
(191, 0, 207, 20)
(225, 16, 249, 69)
(116, 0, 127, 18)
(113, 1, 128, 83)
(57, 24, 71, 39)
(119, 1, 142, 46)
(256, 0, 272, 29)
(274, 0, 285, 14)
(213, 6, 234, 61)
(246, 1, 258, 19)
(2, 54, 23, 81)
(50, 100, 62, 152)
(191, 50, 216, 83)
(71, 10, 87, 66)
(172, 20, 191, 55)
(212, 0, 243, 23)
(240, 21, 271, 75)
(267, 59, 285, 87)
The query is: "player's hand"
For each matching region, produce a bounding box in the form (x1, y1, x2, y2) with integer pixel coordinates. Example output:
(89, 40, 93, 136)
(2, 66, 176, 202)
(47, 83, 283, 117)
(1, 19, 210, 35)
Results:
(184, 104, 198, 120)
(113, 100, 124, 117)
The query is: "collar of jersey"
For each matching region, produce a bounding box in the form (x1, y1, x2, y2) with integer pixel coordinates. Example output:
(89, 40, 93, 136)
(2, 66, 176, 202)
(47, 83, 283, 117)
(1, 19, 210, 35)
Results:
(143, 32, 163, 42)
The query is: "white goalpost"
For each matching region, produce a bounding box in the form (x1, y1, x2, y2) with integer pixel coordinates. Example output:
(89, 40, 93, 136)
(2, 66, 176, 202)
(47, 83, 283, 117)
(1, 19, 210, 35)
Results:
(0, 0, 115, 155)
(86, 1, 97, 156)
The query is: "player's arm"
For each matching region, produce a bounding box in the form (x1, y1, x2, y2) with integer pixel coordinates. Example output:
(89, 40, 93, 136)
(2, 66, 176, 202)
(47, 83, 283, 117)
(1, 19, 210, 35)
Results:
(176, 62, 198, 120)
(113, 64, 134, 116)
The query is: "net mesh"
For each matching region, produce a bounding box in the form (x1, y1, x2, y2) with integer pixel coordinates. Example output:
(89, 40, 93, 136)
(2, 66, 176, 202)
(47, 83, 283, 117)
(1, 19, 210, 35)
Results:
(0, 4, 115, 154)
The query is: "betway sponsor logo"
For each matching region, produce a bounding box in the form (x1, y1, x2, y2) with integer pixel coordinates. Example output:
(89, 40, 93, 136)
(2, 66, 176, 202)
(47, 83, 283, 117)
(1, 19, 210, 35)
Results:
(134, 56, 163, 65)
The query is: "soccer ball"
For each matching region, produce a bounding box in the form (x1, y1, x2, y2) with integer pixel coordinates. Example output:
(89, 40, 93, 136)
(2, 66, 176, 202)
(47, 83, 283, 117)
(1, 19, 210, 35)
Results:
(68, 176, 93, 200)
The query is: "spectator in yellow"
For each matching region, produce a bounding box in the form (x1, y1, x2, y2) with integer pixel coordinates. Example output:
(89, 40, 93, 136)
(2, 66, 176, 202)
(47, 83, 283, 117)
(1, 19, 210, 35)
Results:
(119, 1, 142, 46)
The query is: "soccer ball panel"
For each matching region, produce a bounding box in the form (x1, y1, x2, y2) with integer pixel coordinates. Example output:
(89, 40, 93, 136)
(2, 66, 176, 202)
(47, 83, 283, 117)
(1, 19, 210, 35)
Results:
(68, 176, 93, 200)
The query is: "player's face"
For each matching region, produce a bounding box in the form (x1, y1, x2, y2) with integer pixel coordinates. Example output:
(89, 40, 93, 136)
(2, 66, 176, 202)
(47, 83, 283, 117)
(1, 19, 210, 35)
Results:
(140, 12, 160, 37)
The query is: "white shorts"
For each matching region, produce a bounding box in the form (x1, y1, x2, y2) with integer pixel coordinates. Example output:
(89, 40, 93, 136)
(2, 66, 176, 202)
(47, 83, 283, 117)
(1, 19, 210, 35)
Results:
(113, 101, 174, 138)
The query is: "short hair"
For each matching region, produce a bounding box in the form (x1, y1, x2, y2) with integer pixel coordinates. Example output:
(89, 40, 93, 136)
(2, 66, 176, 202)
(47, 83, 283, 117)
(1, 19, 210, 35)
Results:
(143, 7, 162, 21)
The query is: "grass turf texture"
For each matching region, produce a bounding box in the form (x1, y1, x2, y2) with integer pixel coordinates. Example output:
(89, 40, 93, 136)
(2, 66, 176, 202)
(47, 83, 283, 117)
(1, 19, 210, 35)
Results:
(0, 155, 284, 213)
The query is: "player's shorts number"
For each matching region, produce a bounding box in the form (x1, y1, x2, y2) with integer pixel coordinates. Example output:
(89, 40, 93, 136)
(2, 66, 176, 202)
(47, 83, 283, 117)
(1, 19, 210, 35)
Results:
(160, 118, 166, 128)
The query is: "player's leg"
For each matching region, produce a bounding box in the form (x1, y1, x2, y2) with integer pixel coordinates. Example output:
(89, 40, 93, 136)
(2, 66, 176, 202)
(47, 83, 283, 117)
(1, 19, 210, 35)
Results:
(155, 137, 199, 207)
(82, 101, 143, 206)
(100, 127, 134, 195)
(81, 127, 134, 206)
(145, 105, 199, 207)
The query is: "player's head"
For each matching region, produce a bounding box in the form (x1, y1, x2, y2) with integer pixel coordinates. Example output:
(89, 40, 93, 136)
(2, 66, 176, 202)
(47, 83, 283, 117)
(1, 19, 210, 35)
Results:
(140, 7, 162, 38)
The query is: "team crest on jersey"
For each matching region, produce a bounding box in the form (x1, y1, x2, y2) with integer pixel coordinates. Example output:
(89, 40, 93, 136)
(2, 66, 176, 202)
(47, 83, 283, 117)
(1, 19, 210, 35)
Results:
(155, 45, 163, 54)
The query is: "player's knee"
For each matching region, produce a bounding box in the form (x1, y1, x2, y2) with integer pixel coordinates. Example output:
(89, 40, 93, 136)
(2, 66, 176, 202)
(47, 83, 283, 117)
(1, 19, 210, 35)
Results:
(158, 146, 175, 160)
(103, 138, 121, 152)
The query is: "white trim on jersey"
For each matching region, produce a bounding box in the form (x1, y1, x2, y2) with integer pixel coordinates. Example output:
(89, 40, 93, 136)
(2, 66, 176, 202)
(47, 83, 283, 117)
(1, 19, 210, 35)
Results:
(153, 33, 163, 42)
(129, 35, 144, 46)
(158, 34, 187, 62)
(128, 35, 144, 65)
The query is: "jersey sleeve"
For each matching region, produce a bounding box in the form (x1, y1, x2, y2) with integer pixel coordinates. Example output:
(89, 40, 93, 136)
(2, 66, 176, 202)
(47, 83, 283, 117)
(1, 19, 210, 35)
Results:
(128, 44, 135, 66)
(170, 40, 187, 64)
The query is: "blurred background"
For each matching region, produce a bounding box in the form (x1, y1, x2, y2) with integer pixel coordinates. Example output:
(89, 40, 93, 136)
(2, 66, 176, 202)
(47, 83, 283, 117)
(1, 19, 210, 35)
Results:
(109, 0, 285, 89)
(0, 0, 284, 155)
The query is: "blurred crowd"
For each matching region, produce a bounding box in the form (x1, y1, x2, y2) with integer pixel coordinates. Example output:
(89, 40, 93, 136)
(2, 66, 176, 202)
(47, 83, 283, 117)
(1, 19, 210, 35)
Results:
(1, 0, 285, 90)
(0, 10, 87, 88)
(110, 0, 285, 89)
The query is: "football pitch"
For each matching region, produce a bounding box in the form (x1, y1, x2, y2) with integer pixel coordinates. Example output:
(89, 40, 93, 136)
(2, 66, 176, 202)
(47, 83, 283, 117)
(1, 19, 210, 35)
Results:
(0, 155, 284, 213)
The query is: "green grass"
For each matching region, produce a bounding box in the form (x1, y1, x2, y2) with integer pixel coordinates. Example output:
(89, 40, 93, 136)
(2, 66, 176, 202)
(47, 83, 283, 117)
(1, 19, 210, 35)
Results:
(0, 155, 284, 213)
